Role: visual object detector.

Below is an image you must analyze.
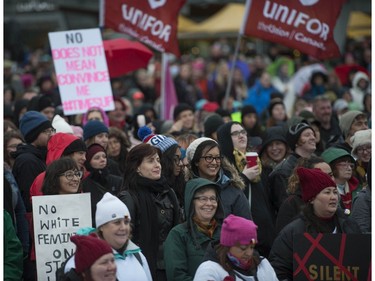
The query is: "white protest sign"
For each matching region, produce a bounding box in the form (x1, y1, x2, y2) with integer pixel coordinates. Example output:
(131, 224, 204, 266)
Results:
(32, 193, 92, 281)
(48, 28, 114, 115)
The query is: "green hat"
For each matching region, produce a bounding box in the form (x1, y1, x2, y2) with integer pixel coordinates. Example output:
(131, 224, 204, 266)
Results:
(321, 147, 355, 164)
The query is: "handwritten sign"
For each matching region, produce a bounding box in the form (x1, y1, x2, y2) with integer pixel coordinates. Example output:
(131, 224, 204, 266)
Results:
(32, 194, 92, 281)
(48, 28, 114, 115)
(293, 233, 371, 281)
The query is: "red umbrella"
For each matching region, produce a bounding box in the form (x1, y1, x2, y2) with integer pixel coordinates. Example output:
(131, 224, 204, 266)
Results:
(103, 38, 153, 78)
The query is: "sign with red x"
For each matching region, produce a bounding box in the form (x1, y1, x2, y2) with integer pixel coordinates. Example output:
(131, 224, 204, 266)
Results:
(293, 233, 371, 281)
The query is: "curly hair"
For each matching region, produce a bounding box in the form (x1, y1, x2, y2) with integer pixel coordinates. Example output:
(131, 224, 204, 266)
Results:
(287, 156, 326, 194)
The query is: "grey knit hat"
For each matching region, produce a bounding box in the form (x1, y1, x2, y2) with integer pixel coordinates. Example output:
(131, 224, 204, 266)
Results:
(186, 137, 217, 163)
(339, 110, 366, 139)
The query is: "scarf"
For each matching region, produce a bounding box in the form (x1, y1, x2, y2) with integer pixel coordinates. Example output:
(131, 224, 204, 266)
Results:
(227, 252, 254, 271)
(193, 216, 217, 238)
(133, 175, 175, 279)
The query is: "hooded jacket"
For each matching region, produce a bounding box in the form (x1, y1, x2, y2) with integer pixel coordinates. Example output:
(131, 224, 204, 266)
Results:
(164, 178, 224, 281)
(350, 71, 370, 110)
(29, 133, 84, 201)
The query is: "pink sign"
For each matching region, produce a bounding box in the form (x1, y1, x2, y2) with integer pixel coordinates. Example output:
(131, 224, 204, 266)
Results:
(49, 28, 114, 115)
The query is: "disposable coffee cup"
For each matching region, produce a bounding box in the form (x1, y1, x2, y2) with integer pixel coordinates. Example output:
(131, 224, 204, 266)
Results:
(246, 152, 258, 168)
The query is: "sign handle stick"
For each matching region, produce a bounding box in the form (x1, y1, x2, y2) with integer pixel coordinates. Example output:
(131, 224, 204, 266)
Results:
(99, 0, 105, 28)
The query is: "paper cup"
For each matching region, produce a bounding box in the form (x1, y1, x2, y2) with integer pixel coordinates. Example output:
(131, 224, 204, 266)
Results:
(246, 152, 258, 168)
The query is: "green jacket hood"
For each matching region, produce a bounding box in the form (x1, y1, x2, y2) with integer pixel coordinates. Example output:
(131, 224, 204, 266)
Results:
(184, 177, 224, 225)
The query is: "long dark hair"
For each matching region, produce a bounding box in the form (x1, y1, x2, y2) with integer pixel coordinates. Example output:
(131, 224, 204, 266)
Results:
(190, 140, 219, 177)
(122, 143, 161, 190)
(161, 144, 186, 203)
(42, 157, 80, 195)
(108, 127, 130, 174)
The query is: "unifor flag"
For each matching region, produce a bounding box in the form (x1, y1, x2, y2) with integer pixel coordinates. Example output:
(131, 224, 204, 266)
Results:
(241, 0, 347, 60)
(104, 0, 186, 56)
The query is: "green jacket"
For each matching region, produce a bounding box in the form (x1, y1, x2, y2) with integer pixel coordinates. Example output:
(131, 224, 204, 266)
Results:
(4, 210, 23, 281)
(164, 178, 224, 281)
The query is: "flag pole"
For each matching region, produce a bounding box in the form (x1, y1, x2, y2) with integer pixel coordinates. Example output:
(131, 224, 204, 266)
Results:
(99, 0, 105, 28)
(161, 53, 167, 120)
(223, 33, 242, 110)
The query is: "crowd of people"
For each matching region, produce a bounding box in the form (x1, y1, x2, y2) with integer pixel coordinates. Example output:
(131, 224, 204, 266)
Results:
(3, 37, 371, 281)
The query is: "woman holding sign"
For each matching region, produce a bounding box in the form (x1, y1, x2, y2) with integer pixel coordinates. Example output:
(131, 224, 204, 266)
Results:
(217, 122, 276, 258)
(269, 167, 361, 281)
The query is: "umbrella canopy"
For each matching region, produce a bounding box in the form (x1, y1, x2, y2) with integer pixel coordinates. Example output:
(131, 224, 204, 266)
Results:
(103, 38, 153, 78)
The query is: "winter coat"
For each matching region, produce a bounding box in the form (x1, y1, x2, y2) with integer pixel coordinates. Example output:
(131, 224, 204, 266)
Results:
(210, 168, 251, 220)
(242, 175, 276, 258)
(118, 176, 180, 280)
(275, 193, 304, 234)
(243, 79, 277, 116)
(350, 71, 370, 110)
(64, 229, 152, 281)
(351, 188, 371, 233)
(4, 210, 23, 281)
(164, 178, 224, 281)
(269, 210, 361, 281)
(194, 241, 278, 281)
(268, 153, 300, 217)
(12, 143, 47, 212)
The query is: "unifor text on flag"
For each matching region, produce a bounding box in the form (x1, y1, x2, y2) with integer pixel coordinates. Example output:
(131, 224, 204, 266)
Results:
(242, 0, 347, 60)
(104, 0, 186, 57)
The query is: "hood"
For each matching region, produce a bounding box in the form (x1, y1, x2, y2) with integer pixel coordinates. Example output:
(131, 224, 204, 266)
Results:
(352, 71, 369, 91)
(46, 133, 80, 165)
(11, 143, 47, 160)
(184, 178, 224, 227)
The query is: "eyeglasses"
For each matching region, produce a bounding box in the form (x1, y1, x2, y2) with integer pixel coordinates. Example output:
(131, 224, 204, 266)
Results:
(357, 146, 371, 154)
(336, 162, 355, 169)
(194, 196, 218, 204)
(42, 128, 56, 135)
(230, 129, 247, 137)
(200, 156, 223, 163)
(60, 170, 83, 181)
(173, 155, 183, 165)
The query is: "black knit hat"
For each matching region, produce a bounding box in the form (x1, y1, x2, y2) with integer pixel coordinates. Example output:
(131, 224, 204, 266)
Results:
(259, 126, 287, 156)
(27, 95, 55, 112)
(286, 121, 313, 150)
(204, 114, 224, 138)
(268, 98, 285, 116)
(173, 103, 194, 121)
(241, 105, 257, 117)
(19, 111, 52, 143)
(63, 139, 87, 156)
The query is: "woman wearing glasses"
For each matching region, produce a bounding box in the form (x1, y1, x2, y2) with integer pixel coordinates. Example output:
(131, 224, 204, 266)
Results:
(186, 137, 251, 220)
(350, 129, 371, 190)
(42, 157, 83, 195)
(217, 122, 276, 258)
(321, 147, 360, 212)
(81, 144, 123, 227)
(164, 178, 224, 281)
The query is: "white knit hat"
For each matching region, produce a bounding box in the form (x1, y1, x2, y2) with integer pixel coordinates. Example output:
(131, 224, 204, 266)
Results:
(351, 129, 372, 157)
(52, 114, 74, 134)
(186, 137, 217, 163)
(95, 193, 131, 228)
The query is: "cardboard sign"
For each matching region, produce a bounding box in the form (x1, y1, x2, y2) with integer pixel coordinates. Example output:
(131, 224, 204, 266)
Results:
(242, 0, 346, 59)
(104, 0, 186, 56)
(293, 233, 371, 281)
(32, 194, 92, 281)
(49, 28, 114, 115)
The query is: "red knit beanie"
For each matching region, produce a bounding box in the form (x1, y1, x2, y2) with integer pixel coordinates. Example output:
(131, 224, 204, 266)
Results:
(220, 214, 258, 247)
(85, 143, 106, 164)
(297, 167, 337, 203)
(70, 233, 113, 273)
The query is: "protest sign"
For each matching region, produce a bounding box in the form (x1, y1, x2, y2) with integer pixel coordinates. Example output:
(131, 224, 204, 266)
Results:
(49, 28, 114, 116)
(32, 193, 92, 281)
(242, 0, 346, 59)
(293, 233, 371, 281)
(104, 0, 186, 56)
